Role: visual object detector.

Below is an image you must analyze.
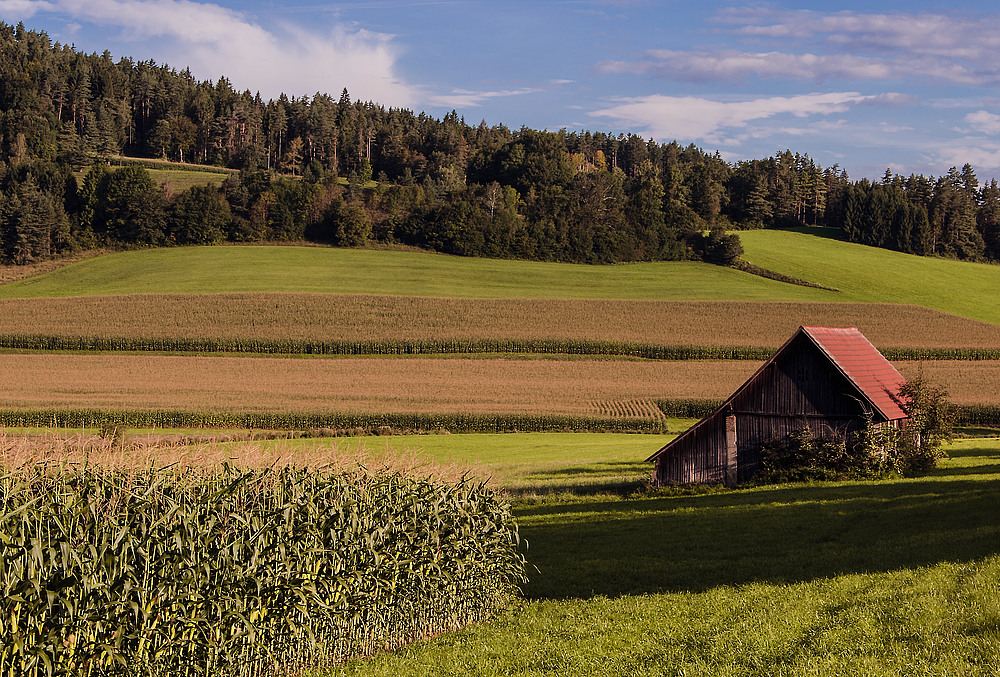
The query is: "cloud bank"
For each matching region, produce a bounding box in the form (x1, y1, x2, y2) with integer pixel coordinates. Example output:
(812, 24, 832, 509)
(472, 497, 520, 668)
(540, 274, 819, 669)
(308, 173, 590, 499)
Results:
(589, 92, 874, 144)
(601, 8, 1000, 86)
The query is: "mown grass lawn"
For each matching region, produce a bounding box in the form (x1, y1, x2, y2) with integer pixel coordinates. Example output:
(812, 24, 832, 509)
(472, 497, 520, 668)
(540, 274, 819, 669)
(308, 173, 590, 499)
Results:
(323, 438, 1000, 676)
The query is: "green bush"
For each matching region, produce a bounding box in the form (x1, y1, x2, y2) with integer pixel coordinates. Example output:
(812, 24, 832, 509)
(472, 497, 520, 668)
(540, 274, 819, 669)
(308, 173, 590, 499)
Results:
(756, 421, 897, 484)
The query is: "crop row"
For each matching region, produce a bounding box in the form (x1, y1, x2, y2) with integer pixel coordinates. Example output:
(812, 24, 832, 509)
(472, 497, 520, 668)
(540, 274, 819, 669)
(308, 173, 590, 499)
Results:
(0, 464, 526, 675)
(0, 409, 670, 434)
(654, 399, 1000, 428)
(0, 334, 777, 359)
(6, 333, 1000, 361)
(1, 403, 993, 434)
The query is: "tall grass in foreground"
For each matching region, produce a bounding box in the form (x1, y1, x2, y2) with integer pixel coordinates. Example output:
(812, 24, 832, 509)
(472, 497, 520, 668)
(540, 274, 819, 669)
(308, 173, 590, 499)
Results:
(0, 436, 526, 676)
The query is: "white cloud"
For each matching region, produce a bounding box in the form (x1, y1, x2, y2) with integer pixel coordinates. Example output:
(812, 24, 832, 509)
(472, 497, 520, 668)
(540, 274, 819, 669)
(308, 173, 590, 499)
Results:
(965, 110, 1000, 135)
(589, 92, 874, 144)
(0, 0, 419, 106)
(426, 87, 539, 109)
(0, 0, 55, 18)
(937, 142, 1000, 171)
(599, 50, 893, 83)
(599, 8, 1000, 86)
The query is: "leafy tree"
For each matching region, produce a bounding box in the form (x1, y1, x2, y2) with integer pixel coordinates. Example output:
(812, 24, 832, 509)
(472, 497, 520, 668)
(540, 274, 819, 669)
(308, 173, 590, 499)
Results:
(168, 184, 231, 244)
(90, 165, 166, 244)
(689, 227, 743, 265)
(896, 376, 954, 471)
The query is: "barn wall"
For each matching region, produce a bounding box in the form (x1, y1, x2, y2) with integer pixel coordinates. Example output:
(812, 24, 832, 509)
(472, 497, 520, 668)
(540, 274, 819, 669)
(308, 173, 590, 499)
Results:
(654, 413, 727, 485)
(734, 334, 869, 419)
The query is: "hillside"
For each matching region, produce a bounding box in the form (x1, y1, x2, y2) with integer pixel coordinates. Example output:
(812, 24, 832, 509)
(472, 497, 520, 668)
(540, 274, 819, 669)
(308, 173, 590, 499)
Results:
(3, 231, 1000, 327)
(0, 245, 835, 301)
(740, 229, 1000, 324)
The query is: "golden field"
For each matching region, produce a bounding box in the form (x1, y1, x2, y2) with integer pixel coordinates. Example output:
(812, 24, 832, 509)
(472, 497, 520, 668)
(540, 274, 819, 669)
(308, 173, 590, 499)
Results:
(2, 294, 1000, 348)
(0, 353, 993, 417)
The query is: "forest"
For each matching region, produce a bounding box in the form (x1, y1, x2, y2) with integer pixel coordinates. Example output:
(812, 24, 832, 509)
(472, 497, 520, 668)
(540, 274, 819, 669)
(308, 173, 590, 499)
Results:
(1, 21, 999, 267)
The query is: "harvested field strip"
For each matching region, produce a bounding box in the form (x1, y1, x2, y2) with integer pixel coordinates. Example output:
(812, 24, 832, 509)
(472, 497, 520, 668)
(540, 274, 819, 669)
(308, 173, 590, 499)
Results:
(2, 294, 1000, 349)
(0, 354, 757, 416)
(0, 355, 995, 421)
(896, 361, 1000, 406)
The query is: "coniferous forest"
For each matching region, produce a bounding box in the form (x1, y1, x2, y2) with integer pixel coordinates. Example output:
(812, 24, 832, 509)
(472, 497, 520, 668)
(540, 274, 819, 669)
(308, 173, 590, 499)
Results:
(2, 21, 1000, 267)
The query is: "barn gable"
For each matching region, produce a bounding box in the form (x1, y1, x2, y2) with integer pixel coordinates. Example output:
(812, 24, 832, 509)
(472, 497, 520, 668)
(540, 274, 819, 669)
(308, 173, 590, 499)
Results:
(647, 326, 908, 486)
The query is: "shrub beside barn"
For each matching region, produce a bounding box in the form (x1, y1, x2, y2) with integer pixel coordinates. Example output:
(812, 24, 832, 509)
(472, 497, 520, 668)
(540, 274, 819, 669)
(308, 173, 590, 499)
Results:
(648, 326, 909, 486)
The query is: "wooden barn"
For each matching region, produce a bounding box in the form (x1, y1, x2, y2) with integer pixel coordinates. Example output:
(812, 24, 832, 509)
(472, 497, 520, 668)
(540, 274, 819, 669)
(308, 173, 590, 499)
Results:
(647, 326, 909, 487)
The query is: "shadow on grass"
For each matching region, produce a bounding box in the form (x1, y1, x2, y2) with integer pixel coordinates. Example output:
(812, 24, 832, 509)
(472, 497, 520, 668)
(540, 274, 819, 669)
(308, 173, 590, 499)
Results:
(517, 448, 1000, 600)
(525, 461, 649, 478)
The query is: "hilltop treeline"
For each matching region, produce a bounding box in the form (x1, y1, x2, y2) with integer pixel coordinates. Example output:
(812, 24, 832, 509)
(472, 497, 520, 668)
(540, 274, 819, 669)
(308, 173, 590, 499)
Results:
(1, 22, 999, 266)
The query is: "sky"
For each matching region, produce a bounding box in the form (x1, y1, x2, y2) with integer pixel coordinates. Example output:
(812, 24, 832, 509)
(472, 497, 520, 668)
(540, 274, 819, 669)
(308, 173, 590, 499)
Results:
(3, 0, 1000, 181)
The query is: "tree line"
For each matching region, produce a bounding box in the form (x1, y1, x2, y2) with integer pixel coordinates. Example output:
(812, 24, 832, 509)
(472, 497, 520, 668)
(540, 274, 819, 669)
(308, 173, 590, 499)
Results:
(1, 21, 998, 267)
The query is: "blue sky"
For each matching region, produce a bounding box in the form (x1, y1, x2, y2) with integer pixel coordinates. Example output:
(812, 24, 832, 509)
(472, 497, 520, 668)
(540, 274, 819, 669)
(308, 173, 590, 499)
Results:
(3, 0, 1000, 181)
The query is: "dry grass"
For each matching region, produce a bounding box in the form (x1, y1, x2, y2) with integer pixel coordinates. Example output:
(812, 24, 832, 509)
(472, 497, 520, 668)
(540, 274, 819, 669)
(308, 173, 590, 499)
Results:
(0, 354, 995, 417)
(0, 250, 106, 285)
(2, 294, 1000, 348)
(0, 430, 482, 485)
(0, 350, 994, 420)
(0, 354, 758, 416)
(896, 360, 1000, 405)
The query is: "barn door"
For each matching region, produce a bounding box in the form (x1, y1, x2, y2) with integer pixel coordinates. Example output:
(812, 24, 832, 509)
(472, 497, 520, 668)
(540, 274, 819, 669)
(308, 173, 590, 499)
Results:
(725, 414, 738, 488)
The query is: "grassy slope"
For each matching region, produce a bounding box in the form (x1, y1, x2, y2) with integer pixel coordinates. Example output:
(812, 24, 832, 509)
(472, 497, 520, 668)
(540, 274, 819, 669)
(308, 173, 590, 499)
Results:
(325, 437, 1000, 677)
(0, 246, 837, 301)
(145, 168, 228, 192)
(740, 229, 1000, 324)
(2, 234, 999, 326)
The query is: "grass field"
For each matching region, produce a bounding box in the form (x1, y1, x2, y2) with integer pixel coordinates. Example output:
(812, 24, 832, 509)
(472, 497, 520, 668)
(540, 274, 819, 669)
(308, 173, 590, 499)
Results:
(740, 229, 1000, 325)
(0, 245, 839, 300)
(322, 437, 1000, 676)
(1, 234, 998, 326)
(146, 168, 230, 192)
(2, 294, 1000, 350)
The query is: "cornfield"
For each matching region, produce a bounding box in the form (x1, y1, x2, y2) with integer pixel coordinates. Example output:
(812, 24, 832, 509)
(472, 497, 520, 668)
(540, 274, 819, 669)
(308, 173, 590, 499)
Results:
(653, 399, 1000, 427)
(6, 334, 1000, 361)
(0, 409, 669, 434)
(0, 462, 527, 675)
(3, 294, 1000, 350)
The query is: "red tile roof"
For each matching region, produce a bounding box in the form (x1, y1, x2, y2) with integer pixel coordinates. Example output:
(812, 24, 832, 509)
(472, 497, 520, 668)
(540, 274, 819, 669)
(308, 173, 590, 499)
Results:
(801, 326, 908, 421)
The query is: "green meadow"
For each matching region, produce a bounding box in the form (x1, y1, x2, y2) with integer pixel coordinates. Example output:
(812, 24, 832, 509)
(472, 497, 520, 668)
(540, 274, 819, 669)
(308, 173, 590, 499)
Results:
(145, 168, 230, 192)
(250, 431, 688, 494)
(324, 437, 1000, 677)
(740, 229, 1000, 325)
(0, 245, 836, 301)
(4, 232, 1000, 326)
